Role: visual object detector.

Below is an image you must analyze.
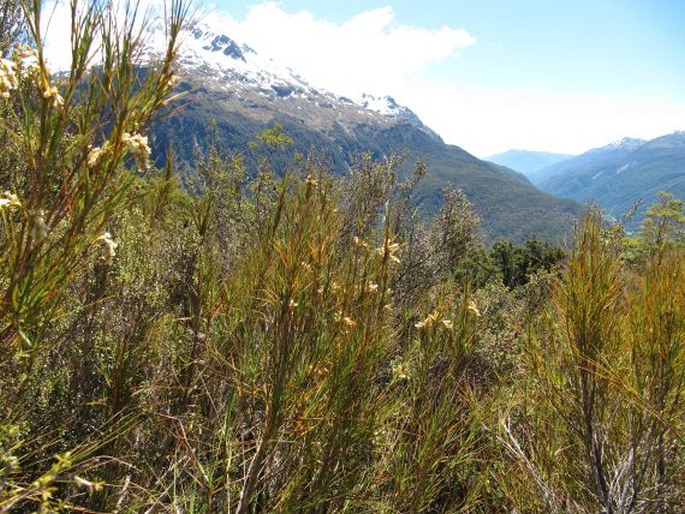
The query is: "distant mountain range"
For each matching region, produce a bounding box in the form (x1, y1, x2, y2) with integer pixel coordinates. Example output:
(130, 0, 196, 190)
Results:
(142, 21, 580, 242)
(486, 150, 574, 179)
(531, 133, 685, 228)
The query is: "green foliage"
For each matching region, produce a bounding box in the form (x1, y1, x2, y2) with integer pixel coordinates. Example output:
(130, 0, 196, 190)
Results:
(490, 237, 565, 289)
(622, 191, 685, 267)
(0, 0, 190, 509)
(495, 209, 685, 512)
(639, 191, 685, 252)
(1, 3, 683, 512)
(253, 123, 294, 149)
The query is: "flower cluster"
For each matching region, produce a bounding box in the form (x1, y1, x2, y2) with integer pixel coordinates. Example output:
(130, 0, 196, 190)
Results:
(122, 132, 151, 169)
(166, 74, 179, 89)
(377, 240, 401, 265)
(288, 298, 298, 311)
(415, 311, 453, 331)
(14, 44, 39, 78)
(391, 360, 409, 380)
(0, 58, 18, 98)
(0, 191, 22, 209)
(467, 300, 481, 317)
(334, 311, 357, 328)
(353, 235, 368, 249)
(87, 145, 105, 168)
(43, 84, 64, 108)
(1, 45, 66, 106)
(97, 231, 118, 262)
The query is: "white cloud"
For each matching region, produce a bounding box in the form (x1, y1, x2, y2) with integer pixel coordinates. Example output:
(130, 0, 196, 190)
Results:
(209, 1, 476, 98)
(41, 0, 169, 71)
(40, 1, 74, 71)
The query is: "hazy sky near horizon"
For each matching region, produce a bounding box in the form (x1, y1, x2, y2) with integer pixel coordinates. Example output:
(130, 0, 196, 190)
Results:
(203, 0, 684, 156)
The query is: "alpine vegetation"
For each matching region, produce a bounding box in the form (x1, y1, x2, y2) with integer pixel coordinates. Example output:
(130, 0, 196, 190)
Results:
(0, 2, 683, 513)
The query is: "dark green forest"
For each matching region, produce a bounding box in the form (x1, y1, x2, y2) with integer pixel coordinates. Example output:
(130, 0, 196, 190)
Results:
(1, 2, 683, 512)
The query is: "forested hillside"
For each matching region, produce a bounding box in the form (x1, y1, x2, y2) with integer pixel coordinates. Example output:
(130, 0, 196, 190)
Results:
(535, 134, 685, 229)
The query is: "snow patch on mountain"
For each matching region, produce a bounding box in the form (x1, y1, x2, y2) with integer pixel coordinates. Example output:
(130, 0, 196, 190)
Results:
(358, 94, 405, 116)
(615, 161, 634, 174)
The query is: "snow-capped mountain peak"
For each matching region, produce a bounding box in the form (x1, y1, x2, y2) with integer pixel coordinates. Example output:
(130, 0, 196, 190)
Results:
(358, 94, 406, 117)
(140, 19, 436, 136)
(605, 137, 645, 151)
(143, 21, 314, 96)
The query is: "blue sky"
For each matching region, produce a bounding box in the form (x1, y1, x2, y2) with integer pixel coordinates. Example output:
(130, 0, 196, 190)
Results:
(437, 1, 683, 99)
(214, 0, 684, 98)
(200, 0, 684, 156)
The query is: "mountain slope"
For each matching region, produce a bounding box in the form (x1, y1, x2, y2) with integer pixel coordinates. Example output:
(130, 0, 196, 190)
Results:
(536, 134, 685, 227)
(487, 149, 573, 181)
(147, 22, 580, 242)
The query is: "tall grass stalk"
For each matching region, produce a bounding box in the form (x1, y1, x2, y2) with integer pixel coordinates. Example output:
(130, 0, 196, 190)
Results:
(500, 210, 685, 513)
